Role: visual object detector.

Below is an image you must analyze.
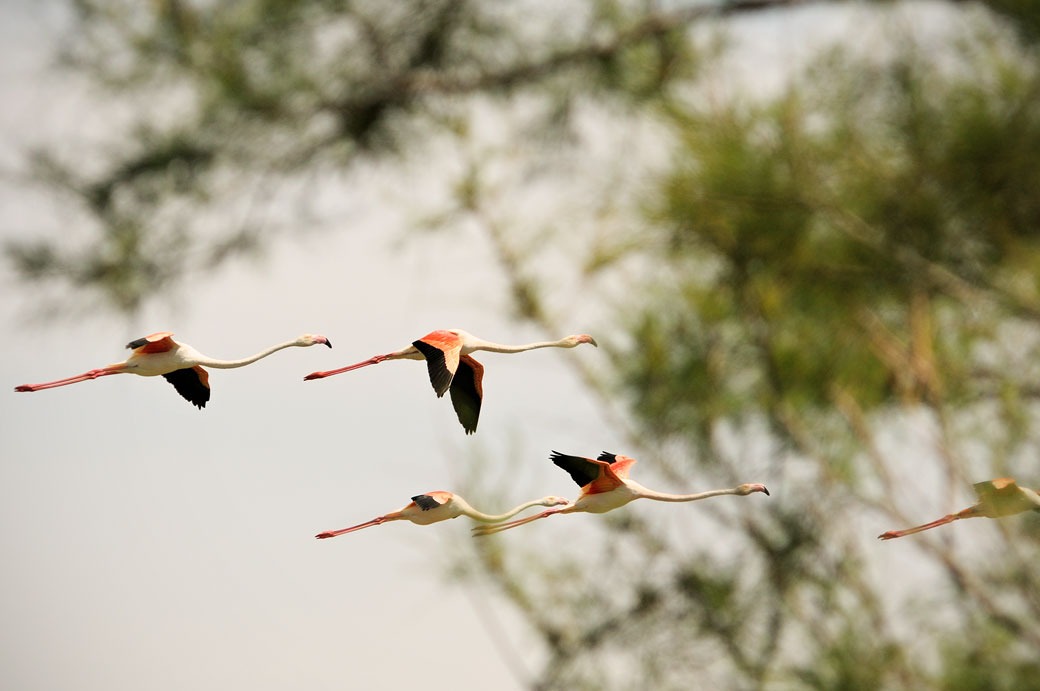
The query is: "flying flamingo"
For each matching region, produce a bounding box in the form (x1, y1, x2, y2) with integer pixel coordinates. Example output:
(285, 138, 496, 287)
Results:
(315, 491, 571, 538)
(15, 332, 332, 409)
(303, 329, 597, 434)
(472, 451, 770, 536)
(878, 478, 1040, 540)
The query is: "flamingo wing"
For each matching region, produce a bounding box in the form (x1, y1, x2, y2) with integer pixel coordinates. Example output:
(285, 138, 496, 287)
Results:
(162, 366, 210, 409)
(412, 492, 451, 511)
(973, 478, 1036, 516)
(550, 451, 624, 493)
(598, 451, 638, 479)
(449, 355, 483, 435)
(973, 478, 1019, 499)
(126, 332, 177, 353)
(412, 330, 463, 397)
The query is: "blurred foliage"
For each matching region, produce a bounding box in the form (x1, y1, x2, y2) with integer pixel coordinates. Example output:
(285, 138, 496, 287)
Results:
(9, 3, 1040, 312)
(9, 0, 751, 314)
(629, 41, 1040, 430)
(465, 6, 1040, 691)
(13, 0, 1040, 689)
(11, 0, 1037, 316)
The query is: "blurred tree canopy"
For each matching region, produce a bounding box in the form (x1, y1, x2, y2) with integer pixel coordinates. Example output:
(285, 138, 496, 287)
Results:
(467, 23, 1040, 687)
(12, 0, 1040, 689)
(12, 0, 1035, 313)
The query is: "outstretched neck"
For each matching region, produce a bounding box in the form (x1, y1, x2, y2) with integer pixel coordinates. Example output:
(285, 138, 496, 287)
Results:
(470, 338, 572, 355)
(462, 497, 552, 523)
(638, 487, 744, 503)
(193, 340, 300, 369)
(1022, 487, 1040, 510)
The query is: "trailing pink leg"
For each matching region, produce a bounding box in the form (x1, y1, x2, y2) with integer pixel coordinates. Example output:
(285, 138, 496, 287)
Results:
(315, 512, 401, 538)
(472, 507, 568, 537)
(15, 365, 126, 392)
(304, 354, 389, 381)
(878, 506, 980, 540)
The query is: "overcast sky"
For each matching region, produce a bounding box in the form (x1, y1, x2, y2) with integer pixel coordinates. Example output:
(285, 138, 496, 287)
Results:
(0, 4, 629, 690)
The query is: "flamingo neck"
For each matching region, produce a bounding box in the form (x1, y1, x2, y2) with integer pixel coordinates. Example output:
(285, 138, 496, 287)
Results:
(636, 487, 744, 503)
(1021, 487, 1040, 510)
(462, 497, 555, 523)
(191, 340, 301, 369)
(469, 338, 572, 355)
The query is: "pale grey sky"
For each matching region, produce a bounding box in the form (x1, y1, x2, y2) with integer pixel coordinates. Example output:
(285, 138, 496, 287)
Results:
(0, 5, 624, 690)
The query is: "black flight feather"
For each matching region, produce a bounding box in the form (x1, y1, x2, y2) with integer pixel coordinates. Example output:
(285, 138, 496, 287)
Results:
(411, 339, 453, 397)
(412, 494, 442, 511)
(550, 451, 603, 489)
(162, 368, 209, 409)
(449, 359, 481, 435)
(597, 451, 619, 464)
(126, 336, 150, 350)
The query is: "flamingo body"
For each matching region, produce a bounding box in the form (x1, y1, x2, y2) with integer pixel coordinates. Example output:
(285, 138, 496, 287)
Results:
(878, 478, 1040, 540)
(304, 329, 596, 434)
(473, 451, 769, 536)
(15, 332, 332, 409)
(974, 478, 1040, 516)
(315, 491, 570, 539)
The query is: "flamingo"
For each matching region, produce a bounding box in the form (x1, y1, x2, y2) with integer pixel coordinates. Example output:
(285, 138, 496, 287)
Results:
(878, 478, 1040, 540)
(303, 329, 597, 434)
(14, 332, 332, 409)
(472, 451, 770, 536)
(315, 491, 571, 538)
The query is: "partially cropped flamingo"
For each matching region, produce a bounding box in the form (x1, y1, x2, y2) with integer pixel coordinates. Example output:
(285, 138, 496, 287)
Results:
(878, 478, 1040, 540)
(315, 491, 571, 538)
(15, 332, 331, 409)
(472, 451, 770, 536)
(304, 329, 597, 434)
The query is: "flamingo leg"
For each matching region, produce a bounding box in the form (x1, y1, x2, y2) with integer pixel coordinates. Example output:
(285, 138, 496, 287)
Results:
(472, 507, 569, 536)
(304, 354, 388, 381)
(15, 365, 127, 392)
(315, 512, 399, 538)
(878, 506, 979, 540)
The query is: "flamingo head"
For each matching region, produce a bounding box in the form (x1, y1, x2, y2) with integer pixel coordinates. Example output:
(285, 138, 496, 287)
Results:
(566, 334, 598, 348)
(542, 496, 572, 507)
(737, 483, 769, 496)
(298, 334, 333, 348)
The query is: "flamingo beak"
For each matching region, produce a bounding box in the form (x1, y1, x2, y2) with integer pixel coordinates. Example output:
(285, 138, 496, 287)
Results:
(324, 338, 333, 348)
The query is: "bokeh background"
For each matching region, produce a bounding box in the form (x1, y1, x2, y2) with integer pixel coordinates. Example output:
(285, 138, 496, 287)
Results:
(3, 1, 1040, 690)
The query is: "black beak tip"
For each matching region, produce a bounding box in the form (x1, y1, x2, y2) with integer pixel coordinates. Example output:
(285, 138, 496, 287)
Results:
(762, 487, 770, 496)
(325, 339, 333, 349)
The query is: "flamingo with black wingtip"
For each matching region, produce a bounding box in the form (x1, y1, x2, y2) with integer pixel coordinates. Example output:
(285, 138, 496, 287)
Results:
(304, 329, 597, 434)
(15, 332, 331, 408)
(473, 451, 770, 536)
